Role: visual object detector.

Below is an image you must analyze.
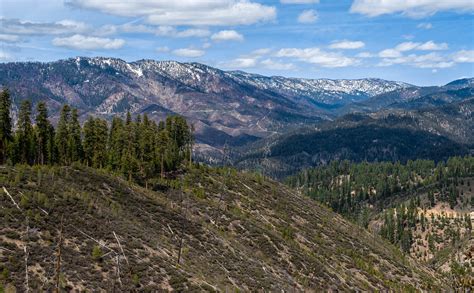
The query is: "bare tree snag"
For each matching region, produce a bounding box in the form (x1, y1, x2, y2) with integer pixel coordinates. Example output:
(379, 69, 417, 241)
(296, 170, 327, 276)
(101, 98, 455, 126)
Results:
(3, 186, 21, 210)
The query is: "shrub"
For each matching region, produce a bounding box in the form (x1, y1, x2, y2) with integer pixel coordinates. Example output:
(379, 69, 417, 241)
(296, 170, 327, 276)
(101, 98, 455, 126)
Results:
(91, 245, 103, 261)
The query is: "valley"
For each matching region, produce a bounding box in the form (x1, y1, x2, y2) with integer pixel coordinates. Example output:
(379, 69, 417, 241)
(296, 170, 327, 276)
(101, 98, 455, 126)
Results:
(0, 59, 473, 291)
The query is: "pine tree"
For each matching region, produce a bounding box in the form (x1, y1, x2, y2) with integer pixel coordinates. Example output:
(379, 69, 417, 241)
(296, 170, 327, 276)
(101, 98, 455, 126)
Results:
(69, 108, 83, 163)
(0, 89, 12, 164)
(83, 117, 95, 167)
(35, 102, 51, 165)
(55, 105, 71, 165)
(107, 116, 125, 170)
(83, 117, 108, 168)
(15, 100, 35, 164)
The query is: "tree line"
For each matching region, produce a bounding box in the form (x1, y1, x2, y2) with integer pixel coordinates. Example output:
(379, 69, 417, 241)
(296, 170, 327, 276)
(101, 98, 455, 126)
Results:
(0, 89, 193, 185)
(286, 156, 474, 224)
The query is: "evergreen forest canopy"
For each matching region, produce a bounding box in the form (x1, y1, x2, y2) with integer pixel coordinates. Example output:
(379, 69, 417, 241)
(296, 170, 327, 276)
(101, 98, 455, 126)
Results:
(0, 89, 193, 185)
(286, 157, 474, 224)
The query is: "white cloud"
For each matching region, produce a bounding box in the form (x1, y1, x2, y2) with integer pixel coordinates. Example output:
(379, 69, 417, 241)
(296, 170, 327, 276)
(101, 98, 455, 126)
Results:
(378, 49, 402, 58)
(417, 22, 433, 29)
(176, 28, 211, 38)
(260, 59, 295, 70)
(211, 30, 244, 42)
(246, 48, 272, 57)
(52, 34, 125, 50)
(451, 50, 474, 63)
(350, 0, 474, 18)
(276, 47, 359, 67)
(221, 58, 258, 68)
(297, 10, 318, 23)
(0, 34, 20, 43)
(378, 52, 454, 68)
(0, 18, 89, 35)
(380, 41, 448, 57)
(329, 40, 365, 50)
(377, 40, 452, 68)
(281, 0, 319, 3)
(67, 0, 276, 26)
(172, 27, 210, 38)
(356, 52, 375, 58)
(172, 48, 205, 58)
(417, 41, 448, 50)
(394, 42, 421, 52)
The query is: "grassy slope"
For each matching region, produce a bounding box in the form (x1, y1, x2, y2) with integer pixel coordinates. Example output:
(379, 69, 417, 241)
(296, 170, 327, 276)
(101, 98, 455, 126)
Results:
(0, 165, 446, 291)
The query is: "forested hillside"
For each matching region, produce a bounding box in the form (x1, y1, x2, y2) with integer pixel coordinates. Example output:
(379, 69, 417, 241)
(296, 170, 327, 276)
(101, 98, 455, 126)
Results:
(287, 157, 473, 289)
(0, 89, 192, 186)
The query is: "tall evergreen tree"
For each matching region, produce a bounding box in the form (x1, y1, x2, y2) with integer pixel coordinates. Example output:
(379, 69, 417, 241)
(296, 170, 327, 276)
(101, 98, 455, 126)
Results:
(35, 102, 51, 165)
(107, 116, 125, 170)
(55, 105, 71, 165)
(0, 89, 12, 164)
(83, 117, 108, 168)
(15, 100, 35, 164)
(69, 108, 83, 162)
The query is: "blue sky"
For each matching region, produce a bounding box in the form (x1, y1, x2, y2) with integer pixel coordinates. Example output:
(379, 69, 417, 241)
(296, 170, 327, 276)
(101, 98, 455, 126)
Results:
(0, 0, 473, 85)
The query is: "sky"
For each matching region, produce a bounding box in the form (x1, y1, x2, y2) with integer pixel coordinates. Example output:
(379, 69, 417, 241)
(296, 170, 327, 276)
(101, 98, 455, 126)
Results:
(0, 0, 473, 85)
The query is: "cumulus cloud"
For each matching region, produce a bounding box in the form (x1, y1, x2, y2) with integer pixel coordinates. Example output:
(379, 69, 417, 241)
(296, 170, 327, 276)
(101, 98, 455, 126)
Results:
(95, 24, 211, 38)
(276, 47, 359, 67)
(250, 48, 272, 56)
(417, 41, 448, 50)
(211, 30, 244, 42)
(222, 57, 258, 68)
(350, 0, 474, 18)
(378, 52, 454, 68)
(52, 34, 125, 50)
(172, 48, 205, 58)
(329, 40, 365, 50)
(281, 0, 319, 3)
(297, 10, 318, 23)
(380, 41, 448, 57)
(220, 48, 287, 70)
(378, 49, 402, 58)
(67, 0, 276, 26)
(0, 18, 88, 35)
(378, 49, 473, 69)
(394, 42, 421, 52)
(451, 50, 474, 63)
(0, 34, 20, 43)
(417, 22, 433, 29)
(260, 59, 295, 70)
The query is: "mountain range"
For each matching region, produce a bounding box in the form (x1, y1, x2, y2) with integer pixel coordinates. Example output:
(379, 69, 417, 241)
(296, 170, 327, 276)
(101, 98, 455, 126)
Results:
(0, 57, 473, 166)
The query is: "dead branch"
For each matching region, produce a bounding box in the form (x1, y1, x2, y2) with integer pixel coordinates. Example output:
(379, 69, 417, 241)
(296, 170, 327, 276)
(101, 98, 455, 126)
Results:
(113, 231, 129, 266)
(70, 226, 116, 254)
(115, 255, 122, 287)
(3, 186, 21, 210)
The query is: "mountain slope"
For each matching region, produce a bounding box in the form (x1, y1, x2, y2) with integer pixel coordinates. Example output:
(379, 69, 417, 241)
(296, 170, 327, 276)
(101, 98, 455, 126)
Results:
(0, 57, 409, 150)
(286, 157, 474, 289)
(345, 77, 474, 114)
(0, 165, 446, 291)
